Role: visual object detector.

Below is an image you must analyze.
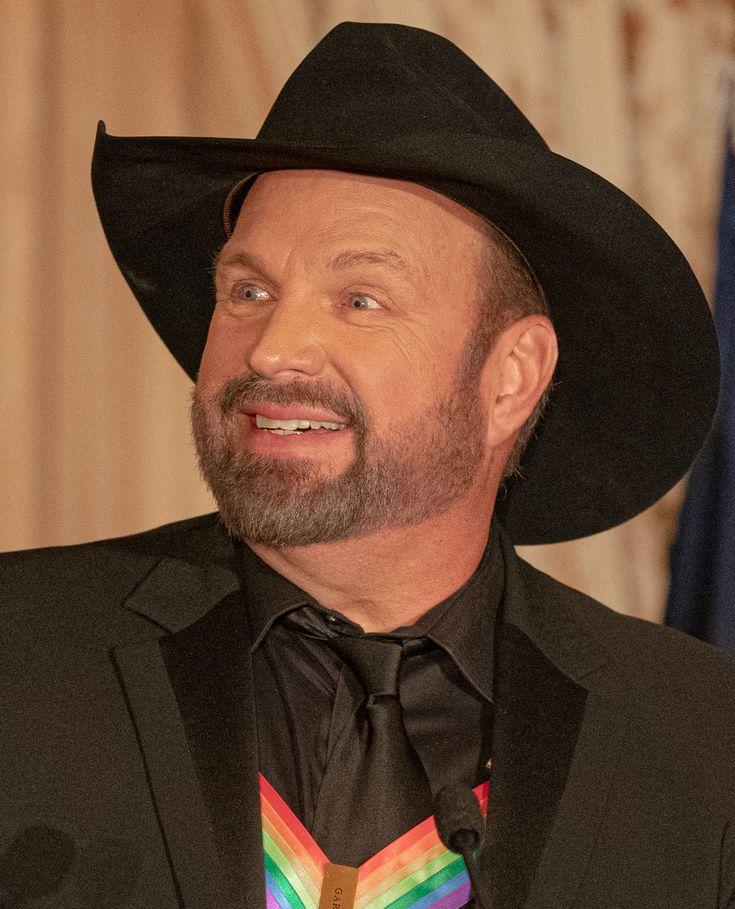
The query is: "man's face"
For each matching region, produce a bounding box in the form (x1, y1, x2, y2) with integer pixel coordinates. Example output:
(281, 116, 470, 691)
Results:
(192, 170, 493, 546)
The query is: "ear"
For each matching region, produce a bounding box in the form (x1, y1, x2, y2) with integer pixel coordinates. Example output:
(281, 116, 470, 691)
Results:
(481, 315, 558, 448)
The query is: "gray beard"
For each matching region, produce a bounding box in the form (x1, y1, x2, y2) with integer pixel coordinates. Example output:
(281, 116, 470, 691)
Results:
(191, 369, 485, 548)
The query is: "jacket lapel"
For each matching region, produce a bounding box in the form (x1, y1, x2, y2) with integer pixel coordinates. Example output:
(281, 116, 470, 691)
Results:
(112, 523, 266, 908)
(524, 683, 629, 909)
(483, 622, 589, 909)
(113, 636, 236, 908)
(159, 590, 265, 906)
(484, 534, 631, 908)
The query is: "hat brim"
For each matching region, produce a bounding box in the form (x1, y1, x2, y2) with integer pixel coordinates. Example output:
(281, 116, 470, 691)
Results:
(91, 122, 719, 545)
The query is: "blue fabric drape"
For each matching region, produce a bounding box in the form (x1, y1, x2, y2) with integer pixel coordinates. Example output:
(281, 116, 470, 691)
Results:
(666, 137, 735, 651)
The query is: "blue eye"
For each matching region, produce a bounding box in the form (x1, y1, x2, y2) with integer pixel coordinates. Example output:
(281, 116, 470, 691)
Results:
(347, 294, 380, 310)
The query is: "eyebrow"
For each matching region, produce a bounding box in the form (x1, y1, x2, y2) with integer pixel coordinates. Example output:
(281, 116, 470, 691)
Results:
(215, 251, 267, 275)
(215, 248, 412, 279)
(325, 249, 412, 276)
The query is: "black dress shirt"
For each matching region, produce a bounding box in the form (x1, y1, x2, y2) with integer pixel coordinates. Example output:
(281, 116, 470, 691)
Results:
(242, 521, 504, 841)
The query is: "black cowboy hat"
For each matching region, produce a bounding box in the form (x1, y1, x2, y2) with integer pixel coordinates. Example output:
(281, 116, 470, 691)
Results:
(91, 21, 718, 546)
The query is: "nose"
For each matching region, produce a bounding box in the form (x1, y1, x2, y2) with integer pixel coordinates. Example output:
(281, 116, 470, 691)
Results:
(247, 300, 327, 379)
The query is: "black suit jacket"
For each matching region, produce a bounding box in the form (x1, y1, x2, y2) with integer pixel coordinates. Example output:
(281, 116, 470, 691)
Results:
(2, 513, 735, 908)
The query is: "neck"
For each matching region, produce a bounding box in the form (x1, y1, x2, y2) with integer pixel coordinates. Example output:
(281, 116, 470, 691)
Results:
(247, 492, 497, 632)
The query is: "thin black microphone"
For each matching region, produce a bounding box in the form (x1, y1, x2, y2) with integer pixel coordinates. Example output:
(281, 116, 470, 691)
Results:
(0, 826, 75, 908)
(434, 785, 492, 909)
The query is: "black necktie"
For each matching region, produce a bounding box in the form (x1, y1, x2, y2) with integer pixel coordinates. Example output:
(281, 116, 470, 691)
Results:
(311, 636, 434, 866)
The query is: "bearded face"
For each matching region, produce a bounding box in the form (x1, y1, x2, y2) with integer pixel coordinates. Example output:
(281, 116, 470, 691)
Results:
(191, 362, 486, 548)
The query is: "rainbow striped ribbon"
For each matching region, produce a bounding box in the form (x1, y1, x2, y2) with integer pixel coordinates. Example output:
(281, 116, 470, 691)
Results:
(260, 774, 489, 909)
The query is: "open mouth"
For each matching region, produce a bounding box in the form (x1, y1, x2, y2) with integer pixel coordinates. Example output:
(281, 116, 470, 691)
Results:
(254, 414, 348, 436)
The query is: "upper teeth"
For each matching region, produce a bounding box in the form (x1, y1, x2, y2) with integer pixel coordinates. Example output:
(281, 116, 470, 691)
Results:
(255, 415, 346, 431)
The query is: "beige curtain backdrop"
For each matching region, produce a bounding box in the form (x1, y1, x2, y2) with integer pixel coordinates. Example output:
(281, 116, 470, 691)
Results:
(2, 0, 734, 623)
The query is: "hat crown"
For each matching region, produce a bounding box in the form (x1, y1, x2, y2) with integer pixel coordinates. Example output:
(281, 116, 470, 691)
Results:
(257, 22, 547, 148)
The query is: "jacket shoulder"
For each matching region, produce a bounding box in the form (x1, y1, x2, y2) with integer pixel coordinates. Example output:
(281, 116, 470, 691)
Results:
(0, 512, 226, 605)
(514, 549, 735, 713)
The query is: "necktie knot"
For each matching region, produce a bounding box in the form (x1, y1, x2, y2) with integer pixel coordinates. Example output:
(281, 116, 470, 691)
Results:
(328, 636, 402, 699)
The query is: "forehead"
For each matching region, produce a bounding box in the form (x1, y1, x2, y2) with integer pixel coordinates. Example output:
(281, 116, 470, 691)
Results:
(227, 169, 487, 273)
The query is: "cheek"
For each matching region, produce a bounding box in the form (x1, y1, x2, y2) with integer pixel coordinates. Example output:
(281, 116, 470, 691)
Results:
(349, 334, 464, 423)
(389, 327, 467, 396)
(198, 316, 249, 386)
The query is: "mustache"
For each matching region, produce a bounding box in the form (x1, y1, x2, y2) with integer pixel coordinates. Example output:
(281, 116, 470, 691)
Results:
(217, 373, 366, 428)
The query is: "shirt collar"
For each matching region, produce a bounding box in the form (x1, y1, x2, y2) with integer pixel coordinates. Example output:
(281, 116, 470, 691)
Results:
(406, 518, 503, 702)
(239, 519, 504, 702)
(239, 545, 315, 650)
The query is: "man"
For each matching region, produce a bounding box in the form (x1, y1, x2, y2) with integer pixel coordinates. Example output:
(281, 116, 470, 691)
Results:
(2, 21, 734, 909)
